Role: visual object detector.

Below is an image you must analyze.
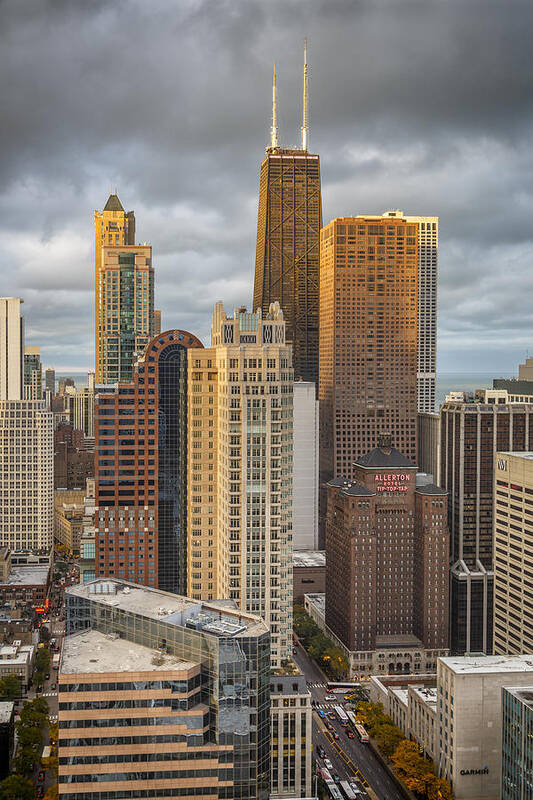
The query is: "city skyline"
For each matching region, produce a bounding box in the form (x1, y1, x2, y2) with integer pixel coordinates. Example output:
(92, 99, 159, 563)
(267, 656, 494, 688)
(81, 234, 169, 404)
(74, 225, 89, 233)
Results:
(2, 1, 533, 373)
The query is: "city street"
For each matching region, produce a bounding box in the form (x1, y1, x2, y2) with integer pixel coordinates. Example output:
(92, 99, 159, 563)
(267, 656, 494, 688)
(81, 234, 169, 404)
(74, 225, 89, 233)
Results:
(293, 644, 407, 800)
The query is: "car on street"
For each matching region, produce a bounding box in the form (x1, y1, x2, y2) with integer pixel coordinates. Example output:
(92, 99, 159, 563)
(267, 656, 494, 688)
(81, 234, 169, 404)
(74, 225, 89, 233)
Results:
(37, 788, 45, 799)
(292, 647, 297, 654)
(328, 712, 336, 720)
(332, 731, 339, 740)
(45, 674, 50, 680)
(346, 730, 355, 739)
(51, 683, 57, 690)
(327, 724, 335, 733)
(317, 745, 326, 758)
(38, 771, 45, 782)
(324, 759, 333, 771)
(332, 773, 341, 783)
(317, 710, 325, 719)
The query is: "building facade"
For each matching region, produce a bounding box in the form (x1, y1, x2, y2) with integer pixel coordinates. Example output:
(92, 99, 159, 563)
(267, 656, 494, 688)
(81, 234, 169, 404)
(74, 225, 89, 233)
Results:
(253, 54, 321, 386)
(270, 674, 312, 798)
(319, 216, 418, 496)
(23, 346, 42, 400)
(45, 368, 55, 397)
(325, 441, 449, 679)
(95, 329, 203, 594)
(0, 298, 24, 402)
(493, 452, 533, 656)
(440, 398, 533, 655)
(292, 381, 319, 550)
(418, 412, 440, 484)
(65, 372, 95, 439)
(97, 244, 154, 384)
(94, 192, 135, 383)
(54, 423, 94, 490)
(437, 655, 533, 800)
(502, 686, 533, 800)
(61, 578, 271, 800)
(186, 303, 293, 669)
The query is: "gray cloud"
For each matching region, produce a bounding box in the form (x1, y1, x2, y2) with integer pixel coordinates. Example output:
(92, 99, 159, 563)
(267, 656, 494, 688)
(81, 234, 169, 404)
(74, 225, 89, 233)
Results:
(1, 0, 533, 374)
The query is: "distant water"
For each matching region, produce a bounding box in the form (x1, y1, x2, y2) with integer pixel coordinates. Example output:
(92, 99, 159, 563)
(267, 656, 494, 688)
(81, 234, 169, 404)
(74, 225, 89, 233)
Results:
(436, 372, 511, 408)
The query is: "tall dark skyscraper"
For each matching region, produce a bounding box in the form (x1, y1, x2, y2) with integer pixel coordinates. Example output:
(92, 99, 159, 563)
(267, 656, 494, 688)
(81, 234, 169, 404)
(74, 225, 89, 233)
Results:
(95, 329, 203, 595)
(253, 46, 322, 385)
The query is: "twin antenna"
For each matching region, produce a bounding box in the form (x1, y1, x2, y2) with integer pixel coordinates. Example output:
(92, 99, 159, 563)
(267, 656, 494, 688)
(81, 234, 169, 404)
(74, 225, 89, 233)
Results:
(270, 39, 309, 152)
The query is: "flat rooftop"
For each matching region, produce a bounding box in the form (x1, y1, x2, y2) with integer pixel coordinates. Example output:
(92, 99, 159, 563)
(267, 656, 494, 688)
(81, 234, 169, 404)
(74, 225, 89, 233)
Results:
(0, 702, 14, 723)
(66, 579, 268, 638)
(61, 629, 198, 675)
(411, 686, 438, 709)
(390, 688, 408, 706)
(441, 654, 533, 675)
(2, 565, 49, 586)
(293, 551, 325, 568)
(497, 452, 533, 460)
(375, 634, 424, 648)
(504, 686, 533, 709)
(304, 592, 325, 614)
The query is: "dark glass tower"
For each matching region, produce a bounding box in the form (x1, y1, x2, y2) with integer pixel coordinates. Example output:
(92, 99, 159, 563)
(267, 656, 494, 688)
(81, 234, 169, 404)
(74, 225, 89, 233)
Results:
(95, 330, 203, 595)
(253, 51, 322, 385)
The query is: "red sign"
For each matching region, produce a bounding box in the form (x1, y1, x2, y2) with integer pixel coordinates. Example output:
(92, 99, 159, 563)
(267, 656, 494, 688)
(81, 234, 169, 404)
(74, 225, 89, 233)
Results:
(374, 473, 411, 493)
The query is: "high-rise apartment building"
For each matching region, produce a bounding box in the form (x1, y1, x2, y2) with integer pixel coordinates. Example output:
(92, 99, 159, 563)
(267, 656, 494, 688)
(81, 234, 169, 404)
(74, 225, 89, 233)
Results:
(0, 299, 53, 551)
(493, 451, 533, 656)
(94, 192, 136, 382)
(154, 308, 162, 335)
(440, 398, 533, 655)
(23, 346, 42, 400)
(369, 211, 438, 413)
(95, 329, 203, 594)
(319, 215, 419, 489)
(61, 578, 271, 800)
(65, 372, 95, 439)
(97, 244, 154, 383)
(418, 411, 441, 484)
(292, 381, 319, 550)
(0, 298, 24, 402)
(325, 439, 449, 679)
(187, 302, 293, 668)
(253, 51, 322, 385)
(44, 367, 55, 397)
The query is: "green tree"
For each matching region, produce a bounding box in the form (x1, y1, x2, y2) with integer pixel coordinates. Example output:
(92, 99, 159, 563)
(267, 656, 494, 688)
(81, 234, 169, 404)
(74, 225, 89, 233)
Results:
(0, 674, 20, 699)
(17, 724, 43, 751)
(39, 625, 51, 643)
(12, 747, 39, 777)
(0, 774, 35, 800)
(371, 722, 404, 758)
(322, 646, 348, 677)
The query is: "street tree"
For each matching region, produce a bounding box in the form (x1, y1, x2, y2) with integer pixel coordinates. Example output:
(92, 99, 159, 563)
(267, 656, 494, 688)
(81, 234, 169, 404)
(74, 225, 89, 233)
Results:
(17, 724, 43, 751)
(0, 675, 20, 699)
(0, 775, 35, 800)
(12, 748, 39, 777)
(392, 740, 434, 794)
(372, 722, 404, 758)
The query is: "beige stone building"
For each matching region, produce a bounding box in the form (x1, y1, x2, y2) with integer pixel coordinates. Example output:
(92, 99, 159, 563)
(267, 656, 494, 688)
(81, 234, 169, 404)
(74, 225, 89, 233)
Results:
(187, 302, 293, 669)
(270, 674, 312, 798)
(493, 451, 533, 655)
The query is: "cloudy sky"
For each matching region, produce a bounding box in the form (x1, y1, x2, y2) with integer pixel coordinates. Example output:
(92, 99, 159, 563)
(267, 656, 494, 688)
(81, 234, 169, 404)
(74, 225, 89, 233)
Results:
(2, 0, 532, 375)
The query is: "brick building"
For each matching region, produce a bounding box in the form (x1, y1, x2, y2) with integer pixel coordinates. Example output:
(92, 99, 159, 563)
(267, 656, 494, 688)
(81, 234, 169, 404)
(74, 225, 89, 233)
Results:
(325, 439, 449, 679)
(54, 422, 94, 489)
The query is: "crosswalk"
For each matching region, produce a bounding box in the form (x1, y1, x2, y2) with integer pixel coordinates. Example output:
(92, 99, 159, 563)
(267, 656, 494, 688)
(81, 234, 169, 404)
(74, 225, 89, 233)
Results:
(307, 682, 327, 688)
(49, 715, 58, 723)
(314, 703, 340, 710)
(42, 692, 56, 697)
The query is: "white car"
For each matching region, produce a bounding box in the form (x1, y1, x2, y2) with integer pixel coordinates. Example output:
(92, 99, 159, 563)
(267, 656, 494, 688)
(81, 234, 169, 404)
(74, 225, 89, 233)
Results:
(324, 758, 333, 771)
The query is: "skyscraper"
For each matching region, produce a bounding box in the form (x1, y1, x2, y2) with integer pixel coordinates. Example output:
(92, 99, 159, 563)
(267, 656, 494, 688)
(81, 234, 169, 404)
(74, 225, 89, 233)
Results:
(319, 215, 419, 482)
(0, 298, 24, 402)
(371, 211, 438, 413)
(95, 329, 203, 594)
(253, 47, 322, 385)
(186, 302, 294, 669)
(325, 439, 449, 678)
(44, 367, 55, 397)
(23, 346, 42, 400)
(440, 394, 533, 654)
(97, 244, 154, 383)
(0, 298, 53, 551)
(94, 192, 135, 383)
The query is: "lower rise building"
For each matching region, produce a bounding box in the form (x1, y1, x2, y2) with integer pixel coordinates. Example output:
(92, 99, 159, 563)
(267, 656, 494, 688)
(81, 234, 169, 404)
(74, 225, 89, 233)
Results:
(502, 686, 533, 800)
(270, 675, 312, 799)
(61, 578, 270, 800)
(325, 440, 449, 679)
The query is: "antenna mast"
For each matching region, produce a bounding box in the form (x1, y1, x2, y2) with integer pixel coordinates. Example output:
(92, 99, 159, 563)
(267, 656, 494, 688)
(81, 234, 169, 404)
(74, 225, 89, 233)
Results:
(301, 38, 309, 151)
(270, 62, 279, 149)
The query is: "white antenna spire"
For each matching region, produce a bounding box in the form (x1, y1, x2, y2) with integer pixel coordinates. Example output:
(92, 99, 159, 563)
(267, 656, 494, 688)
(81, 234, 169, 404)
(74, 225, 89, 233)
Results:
(301, 38, 309, 151)
(270, 62, 279, 149)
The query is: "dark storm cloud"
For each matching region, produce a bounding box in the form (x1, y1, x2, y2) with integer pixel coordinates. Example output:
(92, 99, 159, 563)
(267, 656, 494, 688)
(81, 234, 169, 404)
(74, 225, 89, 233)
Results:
(1, 0, 533, 372)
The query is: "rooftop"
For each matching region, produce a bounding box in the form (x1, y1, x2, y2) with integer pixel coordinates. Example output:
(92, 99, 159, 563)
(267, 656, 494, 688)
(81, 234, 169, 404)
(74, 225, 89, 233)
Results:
(375, 634, 423, 649)
(440, 654, 533, 675)
(61, 629, 197, 675)
(390, 688, 408, 706)
(103, 193, 124, 212)
(2, 565, 50, 586)
(504, 686, 533, 709)
(355, 446, 416, 469)
(415, 483, 447, 496)
(0, 702, 14, 724)
(304, 592, 325, 615)
(293, 550, 325, 568)
(497, 451, 533, 460)
(67, 579, 268, 638)
(410, 686, 438, 709)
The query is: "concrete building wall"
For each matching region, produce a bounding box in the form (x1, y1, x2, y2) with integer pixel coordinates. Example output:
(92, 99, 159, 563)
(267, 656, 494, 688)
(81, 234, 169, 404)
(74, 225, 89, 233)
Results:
(418, 412, 440, 484)
(493, 452, 533, 655)
(293, 381, 318, 550)
(0, 298, 24, 402)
